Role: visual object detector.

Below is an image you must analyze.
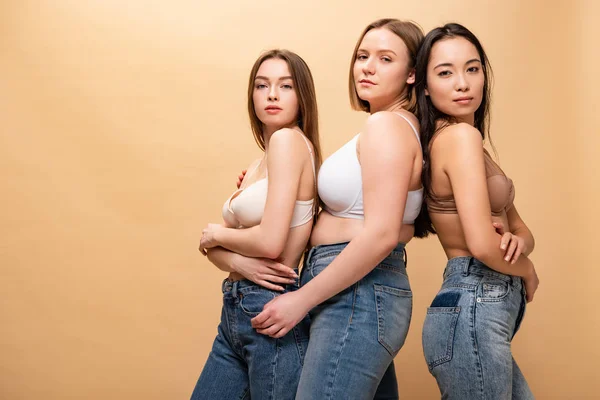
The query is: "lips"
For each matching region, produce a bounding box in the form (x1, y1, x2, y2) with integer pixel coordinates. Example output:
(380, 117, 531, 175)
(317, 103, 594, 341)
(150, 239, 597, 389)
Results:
(265, 106, 282, 111)
(359, 79, 376, 85)
(454, 97, 473, 103)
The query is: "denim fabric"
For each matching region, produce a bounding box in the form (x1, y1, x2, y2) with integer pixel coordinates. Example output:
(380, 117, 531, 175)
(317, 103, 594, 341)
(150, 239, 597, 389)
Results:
(296, 242, 412, 400)
(191, 275, 310, 400)
(422, 257, 533, 399)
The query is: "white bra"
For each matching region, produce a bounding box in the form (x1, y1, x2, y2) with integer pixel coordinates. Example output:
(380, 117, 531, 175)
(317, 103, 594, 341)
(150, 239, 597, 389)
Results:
(222, 132, 316, 228)
(318, 112, 423, 224)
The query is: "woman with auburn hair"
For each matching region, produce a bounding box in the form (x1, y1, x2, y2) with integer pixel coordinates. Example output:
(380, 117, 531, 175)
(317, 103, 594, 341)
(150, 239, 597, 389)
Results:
(250, 19, 426, 399)
(191, 49, 322, 400)
(415, 23, 537, 399)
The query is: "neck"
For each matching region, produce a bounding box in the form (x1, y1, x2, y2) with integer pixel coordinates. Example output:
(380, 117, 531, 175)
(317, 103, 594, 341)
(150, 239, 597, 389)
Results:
(455, 113, 475, 126)
(369, 94, 408, 114)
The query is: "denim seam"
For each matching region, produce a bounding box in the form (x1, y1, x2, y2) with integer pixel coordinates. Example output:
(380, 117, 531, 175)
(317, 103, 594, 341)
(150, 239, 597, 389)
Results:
(426, 307, 461, 370)
(449, 270, 512, 283)
(471, 291, 485, 398)
(293, 325, 306, 366)
(225, 300, 242, 355)
(478, 281, 511, 303)
(444, 283, 477, 290)
(375, 263, 408, 276)
(325, 283, 358, 399)
(375, 284, 412, 356)
(239, 387, 250, 400)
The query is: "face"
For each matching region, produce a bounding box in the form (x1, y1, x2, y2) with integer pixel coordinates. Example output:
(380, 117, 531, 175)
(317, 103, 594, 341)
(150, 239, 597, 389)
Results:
(425, 37, 485, 124)
(353, 28, 414, 111)
(252, 58, 299, 130)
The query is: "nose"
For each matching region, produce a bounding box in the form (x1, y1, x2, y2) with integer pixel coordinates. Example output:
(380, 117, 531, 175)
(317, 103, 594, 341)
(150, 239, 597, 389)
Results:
(362, 56, 375, 75)
(455, 72, 470, 92)
(268, 86, 279, 101)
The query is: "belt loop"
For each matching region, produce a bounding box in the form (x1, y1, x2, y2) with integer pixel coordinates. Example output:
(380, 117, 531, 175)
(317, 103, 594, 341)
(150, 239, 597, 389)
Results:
(305, 246, 315, 266)
(230, 280, 238, 298)
(462, 258, 471, 277)
(403, 247, 408, 268)
(222, 278, 232, 293)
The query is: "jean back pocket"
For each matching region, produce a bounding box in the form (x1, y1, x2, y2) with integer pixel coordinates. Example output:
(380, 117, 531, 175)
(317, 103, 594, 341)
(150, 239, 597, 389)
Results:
(374, 284, 412, 356)
(422, 305, 461, 370)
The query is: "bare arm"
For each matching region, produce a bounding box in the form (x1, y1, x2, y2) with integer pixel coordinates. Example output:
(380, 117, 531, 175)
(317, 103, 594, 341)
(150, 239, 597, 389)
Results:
(206, 247, 237, 273)
(506, 205, 535, 256)
(441, 124, 535, 278)
(291, 112, 417, 309)
(204, 129, 308, 258)
(205, 247, 298, 291)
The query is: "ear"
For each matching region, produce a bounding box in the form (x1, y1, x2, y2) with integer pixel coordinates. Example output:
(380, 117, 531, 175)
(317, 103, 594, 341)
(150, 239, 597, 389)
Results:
(424, 87, 429, 96)
(406, 68, 416, 85)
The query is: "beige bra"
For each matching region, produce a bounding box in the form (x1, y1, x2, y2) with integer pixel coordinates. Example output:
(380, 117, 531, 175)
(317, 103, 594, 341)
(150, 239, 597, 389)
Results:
(427, 148, 515, 216)
(222, 132, 316, 228)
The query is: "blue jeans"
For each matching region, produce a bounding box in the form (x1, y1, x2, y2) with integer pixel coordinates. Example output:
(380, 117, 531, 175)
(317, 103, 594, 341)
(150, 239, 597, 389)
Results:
(296, 242, 412, 400)
(422, 257, 533, 399)
(190, 276, 310, 400)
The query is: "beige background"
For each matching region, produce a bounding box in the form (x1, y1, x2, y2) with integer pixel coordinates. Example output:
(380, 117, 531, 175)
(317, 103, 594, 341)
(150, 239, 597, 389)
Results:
(1, 0, 597, 398)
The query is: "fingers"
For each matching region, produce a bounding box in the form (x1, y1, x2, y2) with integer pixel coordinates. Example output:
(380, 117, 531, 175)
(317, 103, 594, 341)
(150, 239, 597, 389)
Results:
(493, 221, 505, 235)
(251, 310, 271, 328)
(266, 261, 298, 278)
(524, 281, 537, 303)
(256, 324, 285, 338)
(525, 289, 534, 303)
(511, 241, 524, 264)
(261, 274, 296, 284)
(500, 233, 511, 251)
(504, 236, 518, 262)
(236, 169, 247, 189)
(257, 280, 285, 292)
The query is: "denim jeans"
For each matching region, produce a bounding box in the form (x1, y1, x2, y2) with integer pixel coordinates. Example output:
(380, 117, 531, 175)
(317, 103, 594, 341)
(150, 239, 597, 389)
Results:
(296, 242, 412, 400)
(422, 257, 534, 399)
(190, 276, 310, 400)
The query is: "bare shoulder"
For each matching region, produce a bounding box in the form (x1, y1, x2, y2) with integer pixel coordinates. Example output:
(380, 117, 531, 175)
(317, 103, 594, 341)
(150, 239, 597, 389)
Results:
(363, 111, 418, 144)
(268, 128, 313, 159)
(433, 123, 483, 152)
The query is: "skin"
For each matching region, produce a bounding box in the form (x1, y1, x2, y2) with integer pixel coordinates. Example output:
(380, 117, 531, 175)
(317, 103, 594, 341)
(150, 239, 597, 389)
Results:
(424, 37, 539, 301)
(250, 28, 424, 338)
(199, 58, 317, 291)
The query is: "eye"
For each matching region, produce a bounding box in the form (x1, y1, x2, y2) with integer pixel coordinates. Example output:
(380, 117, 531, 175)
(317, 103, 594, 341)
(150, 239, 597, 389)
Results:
(381, 56, 392, 62)
(467, 66, 480, 73)
(281, 84, 293, 89)
(356, 54, 368, 60)
(438, 70, 451, 77)
(255, 83, 267, 89)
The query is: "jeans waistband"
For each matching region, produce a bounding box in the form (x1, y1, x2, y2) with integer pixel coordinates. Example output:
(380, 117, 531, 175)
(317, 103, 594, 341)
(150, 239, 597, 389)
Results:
(221, 270, 300, 297)
(443, 256, 516, 285)
(304, 241, 406, 266)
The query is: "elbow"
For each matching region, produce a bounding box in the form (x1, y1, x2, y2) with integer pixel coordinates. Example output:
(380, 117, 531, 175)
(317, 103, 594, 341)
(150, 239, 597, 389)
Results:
(368, 227, 401, 255)
(467, 238, 492, 263)
(526, 235, 535, 255)
(259, 237, 285, 259)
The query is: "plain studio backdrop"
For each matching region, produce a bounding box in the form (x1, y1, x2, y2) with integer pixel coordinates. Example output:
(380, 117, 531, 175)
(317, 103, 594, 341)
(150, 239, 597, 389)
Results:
(1, 0, 598, 398)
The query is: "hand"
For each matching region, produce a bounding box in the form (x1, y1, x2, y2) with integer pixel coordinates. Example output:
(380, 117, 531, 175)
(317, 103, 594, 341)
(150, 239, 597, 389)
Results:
(251, 290, 310, 338)
(522, 262, 539, 303)
(199, 223, 224, 255)
(492, 222, 527, 264)
(236, 169, 247, 189)
(231, 254, 298, 291)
